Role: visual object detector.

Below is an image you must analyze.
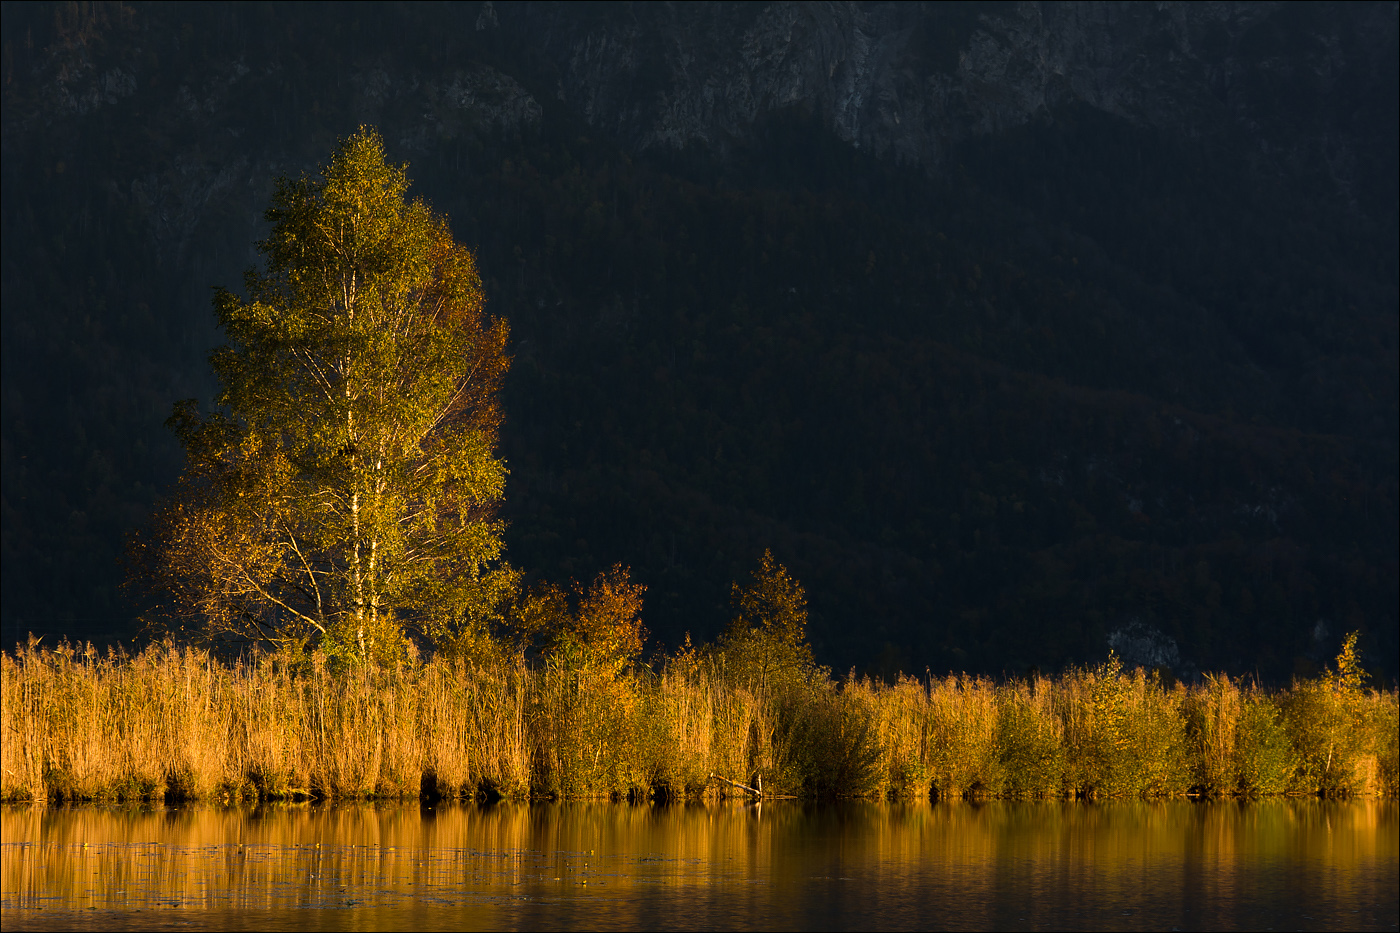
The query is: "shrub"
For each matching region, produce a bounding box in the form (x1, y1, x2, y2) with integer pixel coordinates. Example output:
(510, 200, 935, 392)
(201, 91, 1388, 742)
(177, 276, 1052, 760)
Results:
(995, 678, 1064, 798)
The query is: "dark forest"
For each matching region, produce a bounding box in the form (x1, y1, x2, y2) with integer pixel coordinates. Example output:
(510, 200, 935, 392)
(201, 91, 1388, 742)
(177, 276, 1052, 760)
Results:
(1, 1, 1395, 683)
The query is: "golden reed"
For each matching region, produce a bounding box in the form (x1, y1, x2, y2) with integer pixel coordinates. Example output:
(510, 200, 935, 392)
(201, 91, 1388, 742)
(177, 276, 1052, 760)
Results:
(2, 640, 1395, 802)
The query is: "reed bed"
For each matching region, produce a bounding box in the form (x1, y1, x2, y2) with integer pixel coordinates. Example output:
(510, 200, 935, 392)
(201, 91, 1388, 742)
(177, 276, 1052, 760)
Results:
(2, 640, 1395, 802)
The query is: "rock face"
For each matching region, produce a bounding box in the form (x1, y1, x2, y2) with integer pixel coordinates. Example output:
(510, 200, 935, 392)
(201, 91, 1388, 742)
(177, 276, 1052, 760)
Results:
(16, 3, 1394, 198)
(507, 1, 1394, 195)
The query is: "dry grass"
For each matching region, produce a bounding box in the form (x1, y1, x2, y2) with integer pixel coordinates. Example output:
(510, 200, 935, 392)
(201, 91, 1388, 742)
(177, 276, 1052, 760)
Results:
(2, 640, 1396, 802)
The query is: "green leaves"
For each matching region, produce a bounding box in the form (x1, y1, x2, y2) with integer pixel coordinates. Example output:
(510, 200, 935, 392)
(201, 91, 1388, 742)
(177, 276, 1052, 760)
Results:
(134, 128, 512, 664)
(720, 550, 818, 698)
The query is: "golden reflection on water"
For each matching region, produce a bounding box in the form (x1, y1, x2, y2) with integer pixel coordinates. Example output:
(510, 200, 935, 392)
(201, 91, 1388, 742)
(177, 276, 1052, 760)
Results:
(2, 799, 1396, 930)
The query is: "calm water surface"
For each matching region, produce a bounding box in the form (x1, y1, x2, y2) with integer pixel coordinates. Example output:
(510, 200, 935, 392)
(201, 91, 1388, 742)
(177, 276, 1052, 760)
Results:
(1, 798, 1395, 930)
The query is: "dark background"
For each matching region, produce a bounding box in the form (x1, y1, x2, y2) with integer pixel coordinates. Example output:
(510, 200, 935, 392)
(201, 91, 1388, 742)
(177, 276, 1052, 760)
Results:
(2, 1, 1395, 682)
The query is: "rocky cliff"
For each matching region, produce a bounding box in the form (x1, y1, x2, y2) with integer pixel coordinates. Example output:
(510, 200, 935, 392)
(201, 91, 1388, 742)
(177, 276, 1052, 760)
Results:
(502, 1, 1394, 204)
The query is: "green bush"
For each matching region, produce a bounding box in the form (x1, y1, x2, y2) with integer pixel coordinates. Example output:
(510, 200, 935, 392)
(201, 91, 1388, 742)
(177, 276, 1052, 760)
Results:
(784, 688, 884, 797)
(1236, 693, 1295, 795)
(995, 681, 1065, 797)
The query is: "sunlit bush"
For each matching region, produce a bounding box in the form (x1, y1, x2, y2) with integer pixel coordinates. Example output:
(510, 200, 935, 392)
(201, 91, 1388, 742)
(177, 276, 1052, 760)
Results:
(1058, 659, 1190, 797)
(995, 678, 1065, 797)
(1235, 692, 1295, 795)
(925, 675, 1002, 797)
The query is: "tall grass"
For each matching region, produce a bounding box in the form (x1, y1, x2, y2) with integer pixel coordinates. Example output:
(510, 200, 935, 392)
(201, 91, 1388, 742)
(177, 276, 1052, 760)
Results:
(2, 639, 1395, 802)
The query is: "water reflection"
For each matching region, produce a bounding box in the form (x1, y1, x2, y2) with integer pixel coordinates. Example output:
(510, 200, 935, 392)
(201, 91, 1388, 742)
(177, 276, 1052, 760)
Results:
(2, 799, 1396, 930)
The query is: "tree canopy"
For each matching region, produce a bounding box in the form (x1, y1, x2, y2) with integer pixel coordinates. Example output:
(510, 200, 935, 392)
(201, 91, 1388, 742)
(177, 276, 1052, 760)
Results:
(721, 550, 819, 696)
(128, 128, 515, 663)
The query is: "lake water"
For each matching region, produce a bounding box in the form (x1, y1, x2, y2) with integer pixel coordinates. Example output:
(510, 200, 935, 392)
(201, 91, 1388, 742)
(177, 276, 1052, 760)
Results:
(1, 798, 1395, 930)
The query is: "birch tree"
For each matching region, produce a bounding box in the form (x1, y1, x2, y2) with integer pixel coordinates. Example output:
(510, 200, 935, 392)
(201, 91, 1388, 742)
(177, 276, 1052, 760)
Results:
(129, 128, 516, 663)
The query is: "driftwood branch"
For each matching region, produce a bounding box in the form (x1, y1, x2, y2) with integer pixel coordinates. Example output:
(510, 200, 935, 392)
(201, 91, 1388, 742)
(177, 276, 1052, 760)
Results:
(708, 772, 799, 799)
(707, 772, 794, 800)
(709, 772, 762, 796)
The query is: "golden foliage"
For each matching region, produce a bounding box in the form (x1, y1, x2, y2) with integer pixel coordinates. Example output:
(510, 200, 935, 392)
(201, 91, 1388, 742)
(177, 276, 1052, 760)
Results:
(126, 128, 514, 665)
(5, 631, 1393, 803)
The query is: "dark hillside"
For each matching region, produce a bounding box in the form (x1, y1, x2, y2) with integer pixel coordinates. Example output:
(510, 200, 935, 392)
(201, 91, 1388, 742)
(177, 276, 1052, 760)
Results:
(2, 1, 1395, 681)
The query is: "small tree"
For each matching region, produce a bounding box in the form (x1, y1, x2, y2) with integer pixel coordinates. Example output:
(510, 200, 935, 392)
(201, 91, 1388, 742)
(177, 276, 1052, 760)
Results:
(1281, 630, 1372, 794)
(517, 566, 648, 677)
(128, 128, 516, 664)
(720, 549, 817, 696)
(1331, 631, 1367, 694)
